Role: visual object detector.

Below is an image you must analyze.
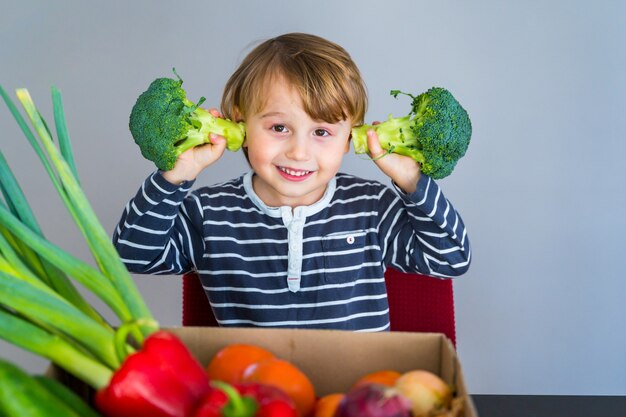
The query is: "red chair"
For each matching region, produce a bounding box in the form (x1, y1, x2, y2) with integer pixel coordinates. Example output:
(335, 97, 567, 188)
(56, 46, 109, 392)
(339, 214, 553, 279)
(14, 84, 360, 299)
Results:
(182, 267, 456, 346)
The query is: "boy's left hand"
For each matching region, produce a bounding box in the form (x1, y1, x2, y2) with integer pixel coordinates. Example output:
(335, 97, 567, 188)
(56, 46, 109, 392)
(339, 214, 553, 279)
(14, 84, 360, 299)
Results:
(366, 128, 421, 194)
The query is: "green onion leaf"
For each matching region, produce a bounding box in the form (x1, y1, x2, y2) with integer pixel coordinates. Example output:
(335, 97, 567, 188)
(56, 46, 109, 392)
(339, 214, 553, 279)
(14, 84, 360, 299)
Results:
(0, 204, 132, 323)
(0, 270, 120, 369)
(0, 309, 112, 389)
(51, 86, 79, 182)
(14, 88, 153, 326)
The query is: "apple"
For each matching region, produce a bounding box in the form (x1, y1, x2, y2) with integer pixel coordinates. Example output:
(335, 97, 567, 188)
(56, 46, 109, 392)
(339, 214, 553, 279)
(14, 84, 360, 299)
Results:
(393, 370, 452, 417)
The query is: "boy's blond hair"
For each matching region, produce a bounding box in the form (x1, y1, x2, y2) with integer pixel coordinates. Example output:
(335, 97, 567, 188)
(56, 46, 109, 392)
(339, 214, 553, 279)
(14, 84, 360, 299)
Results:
(221, 33, 367, 126)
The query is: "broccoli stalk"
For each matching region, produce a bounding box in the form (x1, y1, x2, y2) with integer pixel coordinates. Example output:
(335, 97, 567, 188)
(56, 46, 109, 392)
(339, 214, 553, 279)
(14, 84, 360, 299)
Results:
(351, 87, 472, 179)
(129, 69, 245, 171)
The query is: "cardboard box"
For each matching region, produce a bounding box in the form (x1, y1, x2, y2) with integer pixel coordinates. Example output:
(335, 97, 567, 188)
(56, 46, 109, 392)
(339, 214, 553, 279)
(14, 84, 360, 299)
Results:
(49, 327, 477, 416)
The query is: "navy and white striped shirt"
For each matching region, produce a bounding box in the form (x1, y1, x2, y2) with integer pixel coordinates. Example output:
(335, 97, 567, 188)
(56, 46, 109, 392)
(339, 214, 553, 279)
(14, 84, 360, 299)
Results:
(113, 171, 471, 331)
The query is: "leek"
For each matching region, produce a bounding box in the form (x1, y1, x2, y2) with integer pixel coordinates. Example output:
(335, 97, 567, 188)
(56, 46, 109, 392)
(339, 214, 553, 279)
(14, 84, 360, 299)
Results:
(0, 309, 112, 388)
(0, 82, 159, 391)
(14, 88, 153, 325)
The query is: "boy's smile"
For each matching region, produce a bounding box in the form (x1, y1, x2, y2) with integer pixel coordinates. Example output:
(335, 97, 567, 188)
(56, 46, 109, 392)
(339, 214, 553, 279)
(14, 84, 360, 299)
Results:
(276, 166, 314, 181)
(243, 75, 352, 208)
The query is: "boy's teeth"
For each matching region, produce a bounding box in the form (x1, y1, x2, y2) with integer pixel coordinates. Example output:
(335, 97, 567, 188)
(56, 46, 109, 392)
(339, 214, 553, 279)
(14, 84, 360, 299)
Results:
(280, 167, 311, 177)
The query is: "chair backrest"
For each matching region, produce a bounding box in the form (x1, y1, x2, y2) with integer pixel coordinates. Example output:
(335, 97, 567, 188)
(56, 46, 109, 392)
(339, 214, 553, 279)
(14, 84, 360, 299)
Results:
(182, 267, 456, 346)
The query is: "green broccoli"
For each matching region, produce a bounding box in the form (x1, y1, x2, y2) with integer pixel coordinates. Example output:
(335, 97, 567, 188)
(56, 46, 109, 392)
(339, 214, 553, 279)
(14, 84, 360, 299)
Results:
(129, 69, 245, 171)
(351, 87, 472, 179)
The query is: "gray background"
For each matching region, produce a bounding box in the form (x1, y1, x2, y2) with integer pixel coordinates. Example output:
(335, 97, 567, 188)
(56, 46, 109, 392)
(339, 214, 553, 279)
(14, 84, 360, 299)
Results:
(1, 0, 625, 395)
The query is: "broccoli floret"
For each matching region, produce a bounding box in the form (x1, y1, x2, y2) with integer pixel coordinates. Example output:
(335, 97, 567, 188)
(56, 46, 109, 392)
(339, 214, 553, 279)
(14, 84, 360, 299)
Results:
(129, 69, 245, 171)
(352, 87, 472, 179)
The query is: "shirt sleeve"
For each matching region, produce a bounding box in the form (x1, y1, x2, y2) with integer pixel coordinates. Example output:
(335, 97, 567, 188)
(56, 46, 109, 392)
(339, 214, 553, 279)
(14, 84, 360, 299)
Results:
(112, 171, 204, 275)
(378, 174, 472, 278)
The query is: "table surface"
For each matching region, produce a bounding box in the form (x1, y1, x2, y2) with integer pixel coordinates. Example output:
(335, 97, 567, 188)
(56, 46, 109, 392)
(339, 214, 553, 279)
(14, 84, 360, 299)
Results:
(471, 395, 626, 417)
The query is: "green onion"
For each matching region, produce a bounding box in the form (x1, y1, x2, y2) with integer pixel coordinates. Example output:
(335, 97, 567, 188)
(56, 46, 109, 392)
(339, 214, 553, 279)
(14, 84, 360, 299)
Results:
(0, 271, 120, 369)
(13, 88, 153, 326)
(0, 83, 159, 390)
(0, 150, 105, 324)
(0, 205, 131, 323)
(0, 308, 112, 389)
(51, 86, 79, 181)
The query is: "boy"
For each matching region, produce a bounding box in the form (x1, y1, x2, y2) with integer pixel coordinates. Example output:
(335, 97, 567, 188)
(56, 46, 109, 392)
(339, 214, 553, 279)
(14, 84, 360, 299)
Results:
(113, 33, 471, 331)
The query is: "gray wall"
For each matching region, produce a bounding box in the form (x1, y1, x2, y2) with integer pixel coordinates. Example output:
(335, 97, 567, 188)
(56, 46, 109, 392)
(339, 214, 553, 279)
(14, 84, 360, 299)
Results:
(1, 0, 625, 395)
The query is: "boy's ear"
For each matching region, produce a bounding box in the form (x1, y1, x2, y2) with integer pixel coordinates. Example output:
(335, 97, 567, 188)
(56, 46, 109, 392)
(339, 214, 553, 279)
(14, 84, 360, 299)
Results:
(232, 106, 247, 148)
(343, 133, 351, 154)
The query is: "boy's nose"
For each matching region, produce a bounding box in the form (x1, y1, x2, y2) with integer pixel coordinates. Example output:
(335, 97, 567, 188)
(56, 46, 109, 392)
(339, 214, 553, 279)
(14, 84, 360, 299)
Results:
(285, 136, 309, 161)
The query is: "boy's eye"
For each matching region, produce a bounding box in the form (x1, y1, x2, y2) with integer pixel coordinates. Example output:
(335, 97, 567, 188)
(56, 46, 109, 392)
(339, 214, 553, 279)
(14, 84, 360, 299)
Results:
(314, 129, 330, 137)
(271, 124, 288, 133)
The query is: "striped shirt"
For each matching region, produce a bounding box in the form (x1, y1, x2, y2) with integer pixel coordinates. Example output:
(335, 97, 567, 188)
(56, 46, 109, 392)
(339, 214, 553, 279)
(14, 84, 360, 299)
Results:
(113, 171, 471, 331)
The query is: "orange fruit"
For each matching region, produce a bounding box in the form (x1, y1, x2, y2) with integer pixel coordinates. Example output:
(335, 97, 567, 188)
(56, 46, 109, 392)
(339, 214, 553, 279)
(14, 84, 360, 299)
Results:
(206, 344, 275, 384)
(352, 370, 402, 389)
(313, 393, 345, 417)
(242, 358, 316, 417)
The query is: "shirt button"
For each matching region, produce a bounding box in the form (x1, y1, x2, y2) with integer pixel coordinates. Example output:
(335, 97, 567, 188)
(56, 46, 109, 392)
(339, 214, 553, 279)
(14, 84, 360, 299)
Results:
(346, 236, 355, 244)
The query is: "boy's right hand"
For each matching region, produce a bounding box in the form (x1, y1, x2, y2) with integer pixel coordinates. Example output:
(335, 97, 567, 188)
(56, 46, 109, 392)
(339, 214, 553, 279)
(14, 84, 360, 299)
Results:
(366, 126, 421, 194)
(162, 109, 228, 185)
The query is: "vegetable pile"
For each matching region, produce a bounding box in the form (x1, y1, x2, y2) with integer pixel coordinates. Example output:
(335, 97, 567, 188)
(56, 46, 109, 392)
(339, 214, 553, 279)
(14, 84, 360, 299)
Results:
(206, 344, 464, 417)
(129, 69, 246, 171)
(318, 369, 463, 417)
(351, 88, 472, 179)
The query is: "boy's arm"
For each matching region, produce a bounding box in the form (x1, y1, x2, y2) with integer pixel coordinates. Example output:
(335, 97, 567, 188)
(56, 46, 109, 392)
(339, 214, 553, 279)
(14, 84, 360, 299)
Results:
(379, 175, 471, 278)
(365, 127, 470, 277)
(112, 171, 203, 275)
(113, 122, 226, 275)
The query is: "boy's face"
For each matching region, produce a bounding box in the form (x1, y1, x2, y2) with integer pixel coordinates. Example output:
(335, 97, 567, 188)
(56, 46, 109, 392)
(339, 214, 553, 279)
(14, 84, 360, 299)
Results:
(243, 76, 352, 208)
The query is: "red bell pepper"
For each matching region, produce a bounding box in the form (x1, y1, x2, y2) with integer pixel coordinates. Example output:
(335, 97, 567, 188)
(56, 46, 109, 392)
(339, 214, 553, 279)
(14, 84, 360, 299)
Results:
(194, 381, 297, 417)
(95, 331, 210, 417)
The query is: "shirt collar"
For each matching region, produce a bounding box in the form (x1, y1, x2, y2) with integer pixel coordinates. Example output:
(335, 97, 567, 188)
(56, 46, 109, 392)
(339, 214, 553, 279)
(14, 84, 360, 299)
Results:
(243, 170, 336, 219)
